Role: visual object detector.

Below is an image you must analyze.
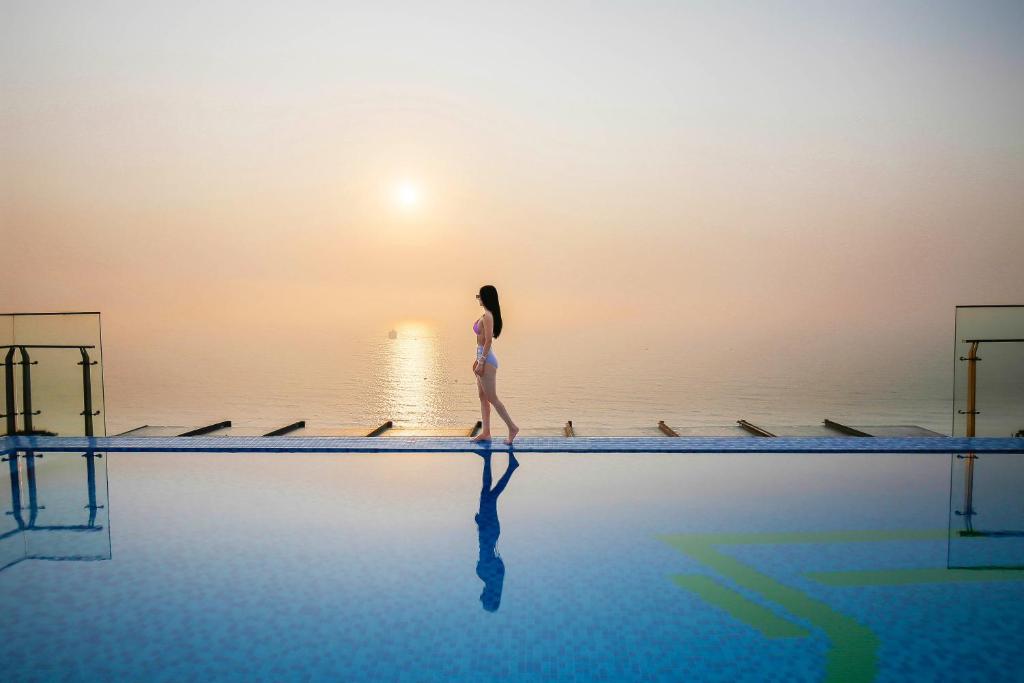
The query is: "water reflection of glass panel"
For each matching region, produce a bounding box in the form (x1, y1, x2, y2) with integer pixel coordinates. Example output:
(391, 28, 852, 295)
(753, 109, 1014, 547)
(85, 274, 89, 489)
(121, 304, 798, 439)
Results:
(952, 306, 1024, 437)
(0, 451, 111, 573)
(948, 453, 1024, 569)
(0, 456, 26, 571)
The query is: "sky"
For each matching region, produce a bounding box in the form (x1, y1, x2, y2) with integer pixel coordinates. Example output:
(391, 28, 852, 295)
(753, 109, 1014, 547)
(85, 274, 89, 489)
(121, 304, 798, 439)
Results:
(2, 0, 1023, 359)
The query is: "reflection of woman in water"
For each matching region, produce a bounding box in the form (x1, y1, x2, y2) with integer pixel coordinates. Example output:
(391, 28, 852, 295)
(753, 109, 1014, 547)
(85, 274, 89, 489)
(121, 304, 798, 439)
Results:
(476, 451, 519, 612)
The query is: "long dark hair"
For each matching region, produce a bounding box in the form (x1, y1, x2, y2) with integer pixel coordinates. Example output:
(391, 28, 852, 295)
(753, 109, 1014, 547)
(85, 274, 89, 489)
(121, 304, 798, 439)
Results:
(479, 285, 503, 338)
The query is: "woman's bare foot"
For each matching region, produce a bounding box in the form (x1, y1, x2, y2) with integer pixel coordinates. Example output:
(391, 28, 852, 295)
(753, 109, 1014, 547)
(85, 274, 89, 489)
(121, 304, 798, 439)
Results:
(472, 432, 492, 442)
(503, 425, 519, 445)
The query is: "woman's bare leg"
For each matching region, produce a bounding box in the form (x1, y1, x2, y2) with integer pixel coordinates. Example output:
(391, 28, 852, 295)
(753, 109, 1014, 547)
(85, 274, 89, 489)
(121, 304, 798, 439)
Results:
(482, 364, 519, 444)
(473, 372, 492, 441)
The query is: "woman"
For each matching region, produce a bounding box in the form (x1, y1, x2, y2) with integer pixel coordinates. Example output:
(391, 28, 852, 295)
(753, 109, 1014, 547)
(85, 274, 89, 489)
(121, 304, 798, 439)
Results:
(472, 285, 519, 444)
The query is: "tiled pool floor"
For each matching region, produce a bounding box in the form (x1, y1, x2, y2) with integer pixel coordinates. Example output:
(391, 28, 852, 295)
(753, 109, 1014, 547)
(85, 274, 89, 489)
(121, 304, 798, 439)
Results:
(1, 451, 1022, 681)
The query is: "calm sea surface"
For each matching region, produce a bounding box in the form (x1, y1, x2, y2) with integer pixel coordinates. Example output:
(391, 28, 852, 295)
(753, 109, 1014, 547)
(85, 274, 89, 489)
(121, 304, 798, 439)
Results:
(102, 326, 958, 437)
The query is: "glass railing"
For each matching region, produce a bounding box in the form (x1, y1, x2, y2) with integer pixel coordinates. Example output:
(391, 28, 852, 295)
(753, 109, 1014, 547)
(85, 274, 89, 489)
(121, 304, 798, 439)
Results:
(952, 305, 1024, 438)
(949, 305, 1024, 568)
(1, 313, 105, 437)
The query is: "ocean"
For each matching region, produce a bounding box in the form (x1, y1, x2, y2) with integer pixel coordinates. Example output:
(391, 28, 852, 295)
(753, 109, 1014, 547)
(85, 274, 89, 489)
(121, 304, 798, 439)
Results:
(101, 324, 959, 437)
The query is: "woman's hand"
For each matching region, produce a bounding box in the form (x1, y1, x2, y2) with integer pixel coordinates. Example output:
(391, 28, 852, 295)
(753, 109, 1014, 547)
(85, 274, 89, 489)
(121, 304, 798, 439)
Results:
(473, 359, 484, 376)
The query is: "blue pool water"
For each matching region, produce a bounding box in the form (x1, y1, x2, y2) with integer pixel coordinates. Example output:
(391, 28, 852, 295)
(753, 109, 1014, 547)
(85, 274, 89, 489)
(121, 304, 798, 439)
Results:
(2, 450, 1023, 681)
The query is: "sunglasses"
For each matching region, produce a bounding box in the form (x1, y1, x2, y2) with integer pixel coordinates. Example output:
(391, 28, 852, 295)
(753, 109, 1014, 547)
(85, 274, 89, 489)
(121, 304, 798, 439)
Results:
(475, 294, 481, 299)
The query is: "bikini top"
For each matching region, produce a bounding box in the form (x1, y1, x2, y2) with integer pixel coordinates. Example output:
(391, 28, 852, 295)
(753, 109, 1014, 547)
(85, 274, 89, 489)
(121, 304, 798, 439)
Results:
(473, 318, 481, 334)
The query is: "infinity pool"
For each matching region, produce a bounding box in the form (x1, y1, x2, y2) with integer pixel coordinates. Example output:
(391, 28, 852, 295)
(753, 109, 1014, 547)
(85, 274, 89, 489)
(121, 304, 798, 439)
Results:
(2, 450, 1022, 681)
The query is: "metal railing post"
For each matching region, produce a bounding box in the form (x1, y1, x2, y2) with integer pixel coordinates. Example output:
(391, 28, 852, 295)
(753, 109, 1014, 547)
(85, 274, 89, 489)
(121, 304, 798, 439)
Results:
(79, 347, 97, 437)
(19, 347, 37, 434)
(3, 348, 16, 435)
(959, 341, 981, 519)
(963, 341, 980, 438)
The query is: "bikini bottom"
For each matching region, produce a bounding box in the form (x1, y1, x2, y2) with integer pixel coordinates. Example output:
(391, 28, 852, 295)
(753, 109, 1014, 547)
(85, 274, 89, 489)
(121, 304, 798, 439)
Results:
(476, 345, 498, 368)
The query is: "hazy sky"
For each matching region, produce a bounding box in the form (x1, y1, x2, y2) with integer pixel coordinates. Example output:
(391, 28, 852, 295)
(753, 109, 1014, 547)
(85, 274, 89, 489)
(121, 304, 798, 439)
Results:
(3, 0, 1023, 354)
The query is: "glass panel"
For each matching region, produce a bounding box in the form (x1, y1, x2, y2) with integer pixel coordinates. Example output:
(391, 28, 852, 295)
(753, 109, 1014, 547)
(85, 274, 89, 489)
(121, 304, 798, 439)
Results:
(0, 315, 12, 346)
(948, 452, 1024, 568)
(952, 306, 1024, 437)
(949, 307, 1024, 567)
(2, 313, 105, 436)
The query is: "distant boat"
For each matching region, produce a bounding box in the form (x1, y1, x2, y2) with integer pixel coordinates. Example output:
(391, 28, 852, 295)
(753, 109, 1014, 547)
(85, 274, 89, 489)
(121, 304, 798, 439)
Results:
(388, 329, 397, 339)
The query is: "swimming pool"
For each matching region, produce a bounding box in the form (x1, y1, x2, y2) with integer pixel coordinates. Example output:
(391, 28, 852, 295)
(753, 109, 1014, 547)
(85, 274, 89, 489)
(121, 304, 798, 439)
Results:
(2, 449, 1022, 681)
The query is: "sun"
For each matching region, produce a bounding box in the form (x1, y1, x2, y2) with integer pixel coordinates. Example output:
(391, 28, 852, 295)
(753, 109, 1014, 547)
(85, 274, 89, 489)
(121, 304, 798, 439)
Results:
(394, 180, 421, 208)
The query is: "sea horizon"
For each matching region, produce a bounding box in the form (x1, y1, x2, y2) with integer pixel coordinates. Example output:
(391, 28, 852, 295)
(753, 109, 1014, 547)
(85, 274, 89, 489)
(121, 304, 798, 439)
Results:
(100, 319, 956, 437)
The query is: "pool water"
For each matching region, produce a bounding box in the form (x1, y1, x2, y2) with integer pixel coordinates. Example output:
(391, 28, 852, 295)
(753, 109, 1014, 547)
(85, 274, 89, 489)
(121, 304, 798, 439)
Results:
(2, 451, 1023, 681)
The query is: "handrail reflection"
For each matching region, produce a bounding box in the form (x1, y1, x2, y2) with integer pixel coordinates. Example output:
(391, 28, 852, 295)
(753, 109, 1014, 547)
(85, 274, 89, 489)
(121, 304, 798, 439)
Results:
(1, 450, 110, 572)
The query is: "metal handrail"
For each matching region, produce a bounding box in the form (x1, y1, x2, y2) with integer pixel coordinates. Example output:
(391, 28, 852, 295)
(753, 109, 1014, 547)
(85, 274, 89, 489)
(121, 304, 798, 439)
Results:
(0, 344, 96, 349)
(2, 344, 99, 437)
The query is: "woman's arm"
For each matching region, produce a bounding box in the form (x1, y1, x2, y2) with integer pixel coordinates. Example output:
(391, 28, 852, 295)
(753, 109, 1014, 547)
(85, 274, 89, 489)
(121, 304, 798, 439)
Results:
(480, 313, 494, 358)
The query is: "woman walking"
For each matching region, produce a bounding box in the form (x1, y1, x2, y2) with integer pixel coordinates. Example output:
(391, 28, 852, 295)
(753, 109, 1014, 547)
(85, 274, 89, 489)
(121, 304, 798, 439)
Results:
(472, 285, 519, 444)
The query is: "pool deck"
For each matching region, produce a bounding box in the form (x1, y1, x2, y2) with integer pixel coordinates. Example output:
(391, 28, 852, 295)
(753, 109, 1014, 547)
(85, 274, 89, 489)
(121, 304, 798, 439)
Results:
(3, 435, 1024, 454)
